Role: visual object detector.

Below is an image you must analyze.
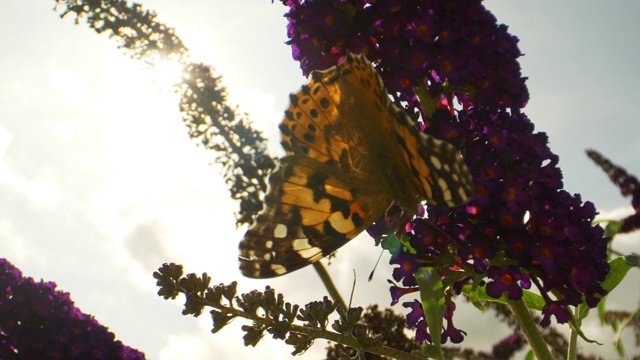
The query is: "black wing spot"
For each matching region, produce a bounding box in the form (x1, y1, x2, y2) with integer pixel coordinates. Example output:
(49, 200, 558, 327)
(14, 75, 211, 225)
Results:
(307, 171, 329, 203)
(319, 97, 331, 109)
(289, 93, 299, 106)
(279, 123, 292, 136)
(330, 197, 351, 218)
(352, 209, 364, 228)
(303, 133, 315, 143)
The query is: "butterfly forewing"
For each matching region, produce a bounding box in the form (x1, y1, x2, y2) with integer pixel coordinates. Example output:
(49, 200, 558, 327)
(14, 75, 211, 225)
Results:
(280, 63, 368, 173)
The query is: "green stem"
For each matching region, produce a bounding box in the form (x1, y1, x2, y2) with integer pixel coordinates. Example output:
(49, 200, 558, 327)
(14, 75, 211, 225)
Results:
(567, 307, 579, 360)
(508, 298, 553, 360)
(313, 261, 347, 310)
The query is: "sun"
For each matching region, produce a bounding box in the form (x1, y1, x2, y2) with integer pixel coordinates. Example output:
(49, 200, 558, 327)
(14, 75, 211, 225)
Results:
(150, 59, 184, 90)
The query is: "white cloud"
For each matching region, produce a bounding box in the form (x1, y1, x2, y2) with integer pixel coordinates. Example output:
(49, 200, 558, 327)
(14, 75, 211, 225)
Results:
(157, 314, 316, 360)
(598, 205, 634, 221)
(227, 87, 284, 157)
(0, 126, 13, 158)
(159, 334, 211, 360)
(0, 219, 31, 262)
(0, 163, 63, 208)
(49, 67, 91, 111)
(53, 121, 75, 141)
(0, 126, 64, 208)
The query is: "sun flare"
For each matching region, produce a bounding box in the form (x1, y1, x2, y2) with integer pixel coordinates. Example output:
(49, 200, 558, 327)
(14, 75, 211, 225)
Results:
(151, 60, 184, 90)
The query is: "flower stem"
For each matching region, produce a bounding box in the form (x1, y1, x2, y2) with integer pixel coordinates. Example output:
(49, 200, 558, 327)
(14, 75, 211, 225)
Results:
(313, 261, 347, 310)
(567, 315, 579, 360)
(508, 298, 554, 360)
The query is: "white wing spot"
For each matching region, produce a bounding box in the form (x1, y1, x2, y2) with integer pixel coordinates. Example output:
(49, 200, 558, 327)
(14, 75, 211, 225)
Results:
(292, 238, 323, 259)
(270, 264, 287, 275)
(292, 238, 310, 251)
(438, 178, 452, 201)
(263, 252, 272, 261)
(274, 224, 288, 238)
(296, 246, 322, 259)
(458, 187, 470, 200)
(430, 155, 443, 170)
(265, 240, 274, 249)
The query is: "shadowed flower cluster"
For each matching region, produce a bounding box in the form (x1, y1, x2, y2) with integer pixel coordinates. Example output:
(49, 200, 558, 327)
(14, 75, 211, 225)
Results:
(281, 0, 529, 117)
(391, 108, 609, 337)
(282, 0, 610, 343)
(0, 259, 145, 359)
(587, 149, 640, 233)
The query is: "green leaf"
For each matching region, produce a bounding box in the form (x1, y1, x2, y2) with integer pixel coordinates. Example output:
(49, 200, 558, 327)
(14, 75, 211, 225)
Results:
(597, 295, 607, 325)
(625, 254, 640, 266)
(380, 233, 401, 254)
(399, 232, 417, 254)
(414, 344, 440, 359)
(601, 257, 634, 293)
(604, 220, 622, 237)
(568, 311, 601, 345)
(460, 284, 546, 311)
(467, 282, 486, 311)
(416, 267, 445, 356)
(576, 302, 589, 321)
(524, 350, 535, 360)
(612, 307, 640, 358)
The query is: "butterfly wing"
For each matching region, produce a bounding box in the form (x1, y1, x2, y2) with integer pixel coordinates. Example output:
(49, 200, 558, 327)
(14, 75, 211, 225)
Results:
(386, 104, 474, 207)
(240, 54, 392, 278)
(279, 53, 379, 174)
(239, 52, 473, 278)
(239, 155, 389, 278)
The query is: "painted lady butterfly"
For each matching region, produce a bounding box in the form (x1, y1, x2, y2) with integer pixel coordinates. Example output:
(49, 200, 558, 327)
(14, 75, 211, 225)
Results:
(239, 53, 473, 278)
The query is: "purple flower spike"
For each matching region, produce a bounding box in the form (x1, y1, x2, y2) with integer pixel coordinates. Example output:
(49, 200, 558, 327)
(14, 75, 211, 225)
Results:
(403, 300, 432, 343)
(281, 0, 529, 115)
(587, 149, 640, 233)
(540, 301, 571, 327)
(441, 303, 466, 344)
(281, 0, 610, 344)
(0, 259, 145, 359)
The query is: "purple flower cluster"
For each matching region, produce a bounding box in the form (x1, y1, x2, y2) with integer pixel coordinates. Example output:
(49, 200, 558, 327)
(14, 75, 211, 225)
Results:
(382, 108, 609, 340)
(281, 0, 610, 344)
(281, 0, 529, 117)
(587, 149, 640, 233)
(399, 108, 609, 330)
(0, 259, 145, 359)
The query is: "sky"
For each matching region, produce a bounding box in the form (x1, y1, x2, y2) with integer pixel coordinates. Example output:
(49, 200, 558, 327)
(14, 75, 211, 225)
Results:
(1, 1, 639, 359)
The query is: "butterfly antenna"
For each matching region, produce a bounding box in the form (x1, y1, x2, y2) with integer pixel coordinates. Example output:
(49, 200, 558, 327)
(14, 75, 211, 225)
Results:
(368, 248, 385, 282)
(349, 269, 357, 309)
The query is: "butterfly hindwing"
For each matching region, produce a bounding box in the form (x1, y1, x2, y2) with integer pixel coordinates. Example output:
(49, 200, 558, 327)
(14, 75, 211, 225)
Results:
(239, 155, 389, 278)
(386, 104, 474, 207)
(337, 53, 473, 207)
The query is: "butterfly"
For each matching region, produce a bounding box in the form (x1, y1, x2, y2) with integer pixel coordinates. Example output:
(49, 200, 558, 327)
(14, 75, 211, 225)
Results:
(239, 52, 473, 278)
